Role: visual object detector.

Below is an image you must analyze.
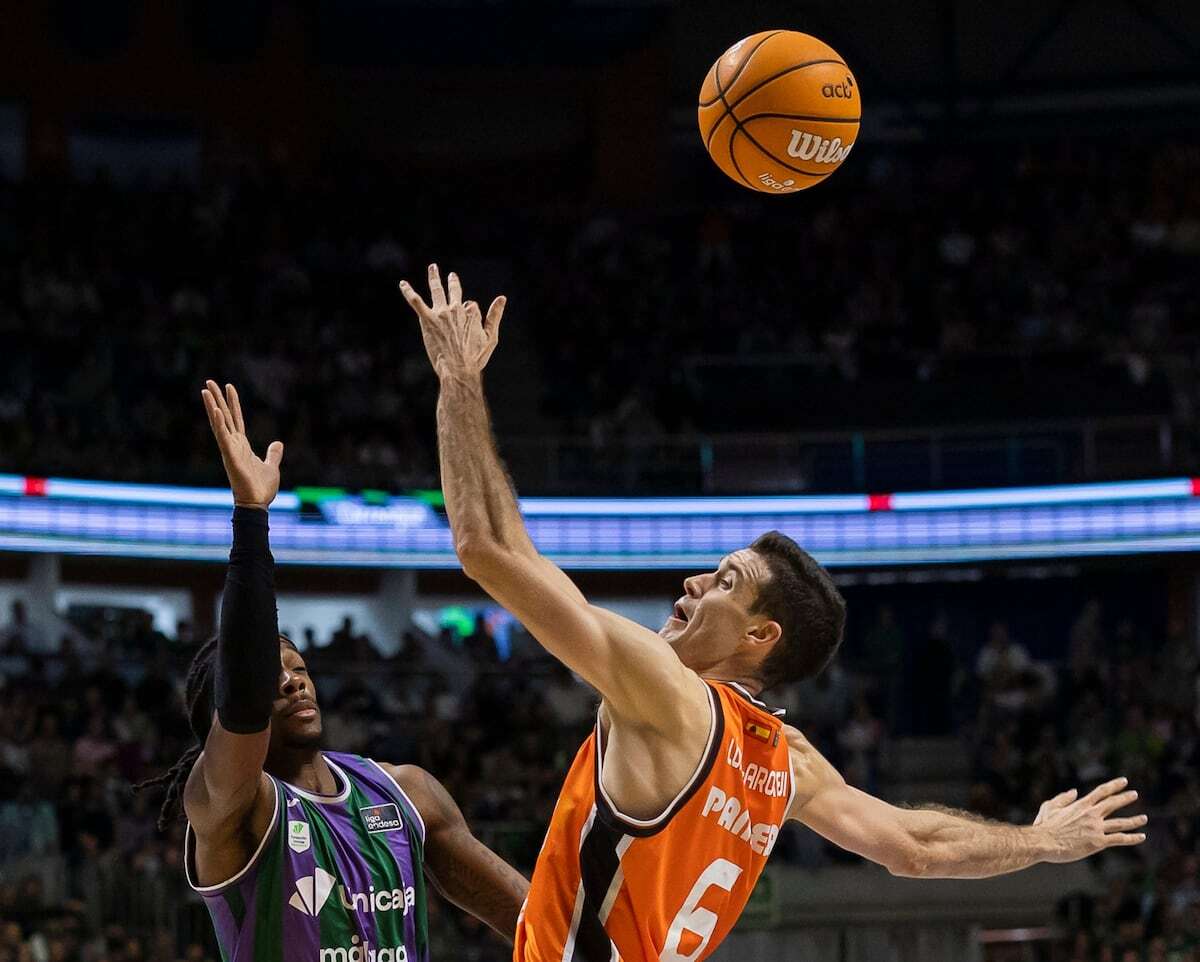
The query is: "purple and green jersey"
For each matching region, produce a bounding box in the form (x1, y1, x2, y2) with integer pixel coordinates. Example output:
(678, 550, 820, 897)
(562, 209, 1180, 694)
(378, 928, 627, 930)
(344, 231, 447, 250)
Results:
(185, 752, 429, 962)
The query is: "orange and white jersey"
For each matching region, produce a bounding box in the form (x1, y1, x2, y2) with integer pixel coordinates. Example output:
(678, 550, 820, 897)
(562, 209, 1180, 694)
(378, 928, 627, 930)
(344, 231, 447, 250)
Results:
(515, 681, 794, 962)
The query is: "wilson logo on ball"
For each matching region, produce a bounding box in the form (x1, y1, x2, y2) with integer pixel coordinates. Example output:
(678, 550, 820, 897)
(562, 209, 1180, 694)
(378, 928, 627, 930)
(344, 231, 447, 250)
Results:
(821, 77, 855, 99)
(786, 131, 855, 165)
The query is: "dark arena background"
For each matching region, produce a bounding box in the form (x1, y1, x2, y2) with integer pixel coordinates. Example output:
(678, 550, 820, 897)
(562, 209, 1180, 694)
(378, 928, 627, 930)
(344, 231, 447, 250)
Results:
(2, 2, 1200, 961)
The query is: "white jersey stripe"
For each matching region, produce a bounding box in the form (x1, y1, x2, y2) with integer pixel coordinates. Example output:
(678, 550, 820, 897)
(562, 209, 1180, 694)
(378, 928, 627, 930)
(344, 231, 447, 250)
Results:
(598, 834, 634, 925)
(561, 805, 599, 962)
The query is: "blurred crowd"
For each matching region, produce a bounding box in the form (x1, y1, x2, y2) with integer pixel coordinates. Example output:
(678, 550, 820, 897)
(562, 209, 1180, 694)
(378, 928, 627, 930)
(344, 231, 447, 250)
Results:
(0, 584, 1196, 961)
(1, 135, 1198, 492)
(966, 606, 1200, 961)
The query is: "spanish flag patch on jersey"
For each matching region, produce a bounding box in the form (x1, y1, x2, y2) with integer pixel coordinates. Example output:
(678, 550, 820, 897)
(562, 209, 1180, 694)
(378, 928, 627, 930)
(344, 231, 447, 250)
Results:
(745, 720, 776, 745)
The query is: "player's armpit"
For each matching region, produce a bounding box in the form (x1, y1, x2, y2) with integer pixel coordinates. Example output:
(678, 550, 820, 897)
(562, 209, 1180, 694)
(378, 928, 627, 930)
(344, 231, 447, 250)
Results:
(460, 542, 707, 730)
(388, 765, 527, 943)
(183, 755, 275, 890)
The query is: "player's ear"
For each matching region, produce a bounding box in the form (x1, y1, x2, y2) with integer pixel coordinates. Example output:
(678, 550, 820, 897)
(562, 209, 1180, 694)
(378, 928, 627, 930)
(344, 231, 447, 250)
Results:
(745, 618, 782, 649)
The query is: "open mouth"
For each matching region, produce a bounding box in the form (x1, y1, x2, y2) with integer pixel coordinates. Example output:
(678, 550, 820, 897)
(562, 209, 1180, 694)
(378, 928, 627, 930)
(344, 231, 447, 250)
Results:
(672, 602, 689, 624)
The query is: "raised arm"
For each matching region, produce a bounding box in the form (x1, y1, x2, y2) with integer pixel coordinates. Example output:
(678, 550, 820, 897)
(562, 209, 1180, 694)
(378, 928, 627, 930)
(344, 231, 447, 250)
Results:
(785, 726, 1146, 879)
(399, 266, 706, 727)
(184, 382, 284, 837)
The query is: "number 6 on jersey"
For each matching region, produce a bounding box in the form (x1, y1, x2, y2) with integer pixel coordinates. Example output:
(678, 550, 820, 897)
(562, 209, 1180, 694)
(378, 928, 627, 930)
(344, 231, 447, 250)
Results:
(661, 859, 744, 962)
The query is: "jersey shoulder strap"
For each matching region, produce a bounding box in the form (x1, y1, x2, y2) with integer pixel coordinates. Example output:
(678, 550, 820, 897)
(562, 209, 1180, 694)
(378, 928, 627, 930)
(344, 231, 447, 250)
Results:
(323, 752, 428, 845)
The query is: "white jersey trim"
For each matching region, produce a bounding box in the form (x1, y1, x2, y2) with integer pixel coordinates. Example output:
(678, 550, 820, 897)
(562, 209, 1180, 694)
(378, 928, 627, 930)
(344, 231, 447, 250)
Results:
(280, 755, 352, 805)
(185, 776, 281, 895)
(366, 758, 428, 846)
(560, 805, 599, 962)
(594, 682, 719, 830)
(725, 681, 787, 717)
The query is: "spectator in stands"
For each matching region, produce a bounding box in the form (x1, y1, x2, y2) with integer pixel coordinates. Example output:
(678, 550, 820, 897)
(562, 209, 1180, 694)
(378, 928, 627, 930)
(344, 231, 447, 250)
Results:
(72, 713, 118, 778)
(1, 600, 44, 656)
(26, 711, 71, 799)
(541, 662, 595, 728)
(0, 702, 31, 797)
(976, 621, 1030, 687)
(912, 611, 957, 735)
(837, 694, 885, 793)
(860, 604, 906, 728)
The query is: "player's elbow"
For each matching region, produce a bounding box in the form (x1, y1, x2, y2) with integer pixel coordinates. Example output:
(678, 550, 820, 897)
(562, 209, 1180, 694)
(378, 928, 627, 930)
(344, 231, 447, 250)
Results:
(455, 535, 506, 582)
(883, 839, 933, 878)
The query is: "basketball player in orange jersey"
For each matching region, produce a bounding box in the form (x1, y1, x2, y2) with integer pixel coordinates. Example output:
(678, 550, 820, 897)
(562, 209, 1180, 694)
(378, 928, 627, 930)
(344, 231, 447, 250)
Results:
(400, 264, 1147, 962)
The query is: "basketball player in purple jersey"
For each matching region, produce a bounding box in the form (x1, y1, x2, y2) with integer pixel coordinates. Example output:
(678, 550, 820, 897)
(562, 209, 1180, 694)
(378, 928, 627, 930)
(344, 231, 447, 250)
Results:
(135, 381, 527, 962)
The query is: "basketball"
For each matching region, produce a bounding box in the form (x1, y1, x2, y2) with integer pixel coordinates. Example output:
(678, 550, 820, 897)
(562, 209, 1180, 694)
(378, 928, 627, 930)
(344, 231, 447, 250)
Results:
(698, 30, 861, 194)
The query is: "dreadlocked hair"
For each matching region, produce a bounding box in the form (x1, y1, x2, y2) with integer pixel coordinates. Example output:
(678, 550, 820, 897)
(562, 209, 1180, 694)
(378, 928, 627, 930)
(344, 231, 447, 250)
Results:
(133, 635, 221, 831)
(133, 634, 299, 831)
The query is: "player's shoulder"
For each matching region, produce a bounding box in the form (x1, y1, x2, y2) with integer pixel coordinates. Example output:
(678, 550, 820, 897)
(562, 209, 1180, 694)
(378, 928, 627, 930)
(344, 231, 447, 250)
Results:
(377, 762, 431, 803)
(376, 763, 464, 835)
(781, 723, 810, 750)
(781, 724, 827, 770)
(778, 724, 845, 817)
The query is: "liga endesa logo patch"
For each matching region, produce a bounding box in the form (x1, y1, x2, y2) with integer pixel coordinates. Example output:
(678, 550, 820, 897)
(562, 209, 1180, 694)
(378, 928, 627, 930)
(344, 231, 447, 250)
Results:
(360, 803, 404, 834)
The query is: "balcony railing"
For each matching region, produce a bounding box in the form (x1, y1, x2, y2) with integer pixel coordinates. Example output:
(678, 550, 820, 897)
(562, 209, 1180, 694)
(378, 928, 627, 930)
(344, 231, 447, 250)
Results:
(501, 415, 1177, 494)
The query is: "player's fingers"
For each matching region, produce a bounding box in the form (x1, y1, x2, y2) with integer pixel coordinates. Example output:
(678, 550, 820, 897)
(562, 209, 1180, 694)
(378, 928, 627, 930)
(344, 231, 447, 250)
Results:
(265, 441, 284, 469)
(428, 263, 446, 309)
(1034, 788, 1075, 825)
(1081, 776, 1128, 806)
(1104, 832, 1147, 847)
(1097, 789, 1139, 817)
(485, 296, 506, 341)
(398, 281, 431, 316)
(205, 380, 236, 434)
(1104, 815, 1148, 834)
(447, 271, 462, 306)
(1049, 788, 1078, 808)
(226, 383, 246, 435)
(201, 390, 228, 440)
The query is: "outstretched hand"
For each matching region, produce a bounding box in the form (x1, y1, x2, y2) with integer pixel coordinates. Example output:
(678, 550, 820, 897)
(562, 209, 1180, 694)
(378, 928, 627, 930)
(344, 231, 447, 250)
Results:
(399, 263, 505, 381)
(1033, 776, 1147, 863)
(201, 380, 284, 510)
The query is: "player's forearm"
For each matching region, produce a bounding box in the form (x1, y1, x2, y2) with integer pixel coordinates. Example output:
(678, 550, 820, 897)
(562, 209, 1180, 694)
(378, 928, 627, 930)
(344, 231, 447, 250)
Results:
(433, 841, 528, 944)
(896, 805, 1057, 879)
(214, 508, 281, 734)
(436, 374, 536, 558)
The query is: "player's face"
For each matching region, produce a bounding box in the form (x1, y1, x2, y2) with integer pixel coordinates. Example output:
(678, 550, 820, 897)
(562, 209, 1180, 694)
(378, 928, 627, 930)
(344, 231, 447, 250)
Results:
(271, 642, 322, 749)
(660, 548, 775, 672)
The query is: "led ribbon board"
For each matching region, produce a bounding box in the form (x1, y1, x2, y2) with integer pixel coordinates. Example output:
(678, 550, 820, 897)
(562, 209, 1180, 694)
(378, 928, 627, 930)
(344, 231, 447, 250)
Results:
(0, 475, 1198, 568)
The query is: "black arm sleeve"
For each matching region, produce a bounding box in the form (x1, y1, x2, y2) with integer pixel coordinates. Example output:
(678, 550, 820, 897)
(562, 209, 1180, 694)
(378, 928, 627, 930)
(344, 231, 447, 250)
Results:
(214, 507, 281, 734)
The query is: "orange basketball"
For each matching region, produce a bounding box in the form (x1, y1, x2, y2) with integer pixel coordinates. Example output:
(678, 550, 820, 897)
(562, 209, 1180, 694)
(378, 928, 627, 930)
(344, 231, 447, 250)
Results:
(698, 31, 861, 194)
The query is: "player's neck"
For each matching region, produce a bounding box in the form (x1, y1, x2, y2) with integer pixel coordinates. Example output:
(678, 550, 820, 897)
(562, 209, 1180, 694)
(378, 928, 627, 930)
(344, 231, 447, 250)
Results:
(700, 670, 764, 698)
(268, 748, 337, 795)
